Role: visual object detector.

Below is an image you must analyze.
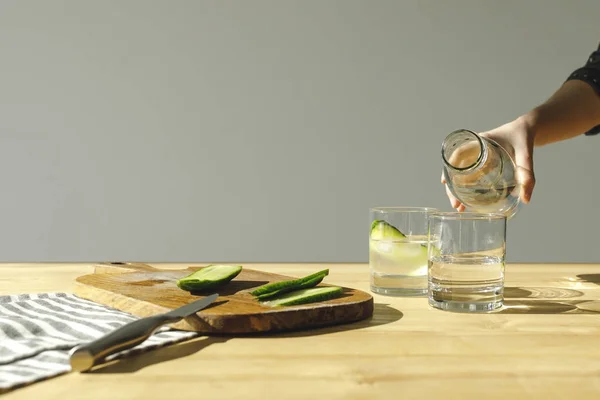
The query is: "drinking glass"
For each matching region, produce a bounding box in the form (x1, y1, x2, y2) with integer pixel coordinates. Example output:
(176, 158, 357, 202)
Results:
(369, 207, 438, 296)
(427, 211, 507, 312)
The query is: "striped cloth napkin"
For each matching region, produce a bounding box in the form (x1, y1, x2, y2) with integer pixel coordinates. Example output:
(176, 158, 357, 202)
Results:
(0, 292, 198, 393)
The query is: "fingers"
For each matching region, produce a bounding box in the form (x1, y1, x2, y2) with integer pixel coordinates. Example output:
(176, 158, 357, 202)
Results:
(445, 185, 463, 210)
(442, 170, 464, 211)
(516, 166, 535, 204)
(513, 139, 535, 204)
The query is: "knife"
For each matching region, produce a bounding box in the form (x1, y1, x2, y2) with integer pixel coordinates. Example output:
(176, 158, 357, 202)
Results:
(68, 293, 219, 372)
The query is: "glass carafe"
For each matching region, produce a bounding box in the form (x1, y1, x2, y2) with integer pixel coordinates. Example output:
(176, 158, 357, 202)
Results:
(441, 129, 521, 219)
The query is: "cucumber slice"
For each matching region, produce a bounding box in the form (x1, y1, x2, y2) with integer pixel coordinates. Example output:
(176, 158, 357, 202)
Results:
(369, 220, 428, 277)
(177, 264, 242, 292)
(370, 240, 429, 276)
(370, 220, 406, 240)
(262, 286, 343, 307)
(255, 273, 326, 300)
(249, 269, 329, 297)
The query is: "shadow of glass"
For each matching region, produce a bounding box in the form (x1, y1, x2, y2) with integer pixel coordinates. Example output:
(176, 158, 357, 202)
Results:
(501, 286, 590, 314)
(504, 286, 584, 299)
(576, 274, 600, 286)
(573, 300, 600, 314)
(89, 336, 230, 374)
(501, 298, 600, 314)
(500, 300, 578, 314)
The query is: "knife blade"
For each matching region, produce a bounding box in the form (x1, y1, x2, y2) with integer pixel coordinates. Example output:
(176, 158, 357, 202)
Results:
(68, 293, 219, 372)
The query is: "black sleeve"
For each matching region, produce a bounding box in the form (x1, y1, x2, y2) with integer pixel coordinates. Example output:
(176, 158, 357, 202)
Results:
(565, 42, 600, 136)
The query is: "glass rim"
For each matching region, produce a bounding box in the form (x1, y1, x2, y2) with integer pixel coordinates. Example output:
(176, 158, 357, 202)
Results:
(441, 128, 485, 172)
(370, 206, 439, 213)
(428, 211, 506, 221)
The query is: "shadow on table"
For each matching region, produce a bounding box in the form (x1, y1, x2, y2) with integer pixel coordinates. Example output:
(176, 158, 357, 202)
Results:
(89, 335, 230, 374)
(576, 274, 600, 286)
(212, 303, 403, 340)
(265, 303, 403, 338)
(504, 286, 584, 299)
(500, 286, 599, 314)
(88, 303, 403, 373)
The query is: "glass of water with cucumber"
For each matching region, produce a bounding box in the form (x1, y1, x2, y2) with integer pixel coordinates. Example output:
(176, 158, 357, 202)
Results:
(369, 207, 438, 296)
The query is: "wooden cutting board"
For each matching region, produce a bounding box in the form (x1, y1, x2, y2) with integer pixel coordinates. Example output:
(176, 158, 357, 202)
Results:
(73, 263, 374, 334)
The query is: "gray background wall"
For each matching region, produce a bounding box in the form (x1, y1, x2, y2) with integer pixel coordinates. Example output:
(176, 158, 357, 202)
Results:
(0, 0, 598, 263)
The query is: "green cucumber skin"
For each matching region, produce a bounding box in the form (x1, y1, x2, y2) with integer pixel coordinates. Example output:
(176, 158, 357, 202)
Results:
(177, 264, 242, 292)
(255, 274, 326, 300)
(262, 286, 344, 307)
(372, 219, 428, 249)
(178, 280, 224, 292)
(249, 269, 329, 297)
(370, 220, 406, 240)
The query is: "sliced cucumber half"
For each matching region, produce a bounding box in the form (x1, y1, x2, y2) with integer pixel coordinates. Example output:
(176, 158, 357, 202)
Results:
(250, 269, 329, 298)
(177, 264, 242, 292)
(262, 286, 343, 307)
(255, 273, 327, 300)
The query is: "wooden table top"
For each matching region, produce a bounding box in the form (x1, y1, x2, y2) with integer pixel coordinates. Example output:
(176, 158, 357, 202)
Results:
(1, 262, 600, 399)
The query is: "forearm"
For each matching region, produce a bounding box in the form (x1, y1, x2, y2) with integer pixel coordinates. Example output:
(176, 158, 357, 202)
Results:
(523, 79, 600, 146)
(520, 43, 600, 147)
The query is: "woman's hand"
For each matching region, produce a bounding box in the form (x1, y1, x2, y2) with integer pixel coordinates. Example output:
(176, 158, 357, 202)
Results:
(441, 116, 536, 211)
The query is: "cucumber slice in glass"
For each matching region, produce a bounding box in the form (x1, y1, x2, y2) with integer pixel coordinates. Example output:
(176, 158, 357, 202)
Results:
(369, 220, 428, 276)
(370, 219, 406, 241)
